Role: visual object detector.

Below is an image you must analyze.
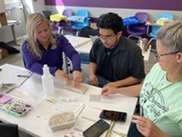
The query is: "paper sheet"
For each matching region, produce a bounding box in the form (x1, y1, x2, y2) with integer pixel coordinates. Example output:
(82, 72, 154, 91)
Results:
(34, 98, 84, 125)
(89, 94, 134, 103)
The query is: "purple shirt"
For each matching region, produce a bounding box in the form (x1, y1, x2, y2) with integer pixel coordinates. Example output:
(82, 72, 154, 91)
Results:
(22, 35, 81, 75)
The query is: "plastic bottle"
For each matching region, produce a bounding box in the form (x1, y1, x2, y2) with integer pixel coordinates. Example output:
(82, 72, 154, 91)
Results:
(41, 64, 55, 95)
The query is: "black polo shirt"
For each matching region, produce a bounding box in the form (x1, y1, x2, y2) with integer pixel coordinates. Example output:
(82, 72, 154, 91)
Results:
(89, 36, 145, 82)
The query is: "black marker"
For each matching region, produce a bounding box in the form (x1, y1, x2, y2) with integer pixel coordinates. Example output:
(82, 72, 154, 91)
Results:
(17, 75, 29, 78)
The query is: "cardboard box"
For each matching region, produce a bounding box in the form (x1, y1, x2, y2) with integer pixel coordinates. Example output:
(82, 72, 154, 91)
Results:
(0, 48, 9, 58)
(0, 12, 7, 26)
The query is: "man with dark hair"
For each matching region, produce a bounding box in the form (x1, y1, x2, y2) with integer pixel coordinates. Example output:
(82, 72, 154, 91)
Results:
(89, 12, 145, 87)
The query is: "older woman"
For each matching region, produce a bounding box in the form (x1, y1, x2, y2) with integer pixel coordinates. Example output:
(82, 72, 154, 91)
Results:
(101, 21, 182, 137)
(22, 13, 82, 83)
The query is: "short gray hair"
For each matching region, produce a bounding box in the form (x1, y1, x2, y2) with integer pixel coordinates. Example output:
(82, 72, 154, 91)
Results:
(157, 21, 182, 52)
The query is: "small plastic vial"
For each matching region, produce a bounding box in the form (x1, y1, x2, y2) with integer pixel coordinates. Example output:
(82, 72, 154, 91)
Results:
(41, 64, 55, 95)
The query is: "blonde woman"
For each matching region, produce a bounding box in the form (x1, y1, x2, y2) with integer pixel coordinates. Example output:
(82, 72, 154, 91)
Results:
(22, 13, 82, 83)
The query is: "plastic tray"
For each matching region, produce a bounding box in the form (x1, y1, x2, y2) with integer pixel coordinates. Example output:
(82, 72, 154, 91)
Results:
(0, 95, 32, 117)
(49, 111, 75, 131)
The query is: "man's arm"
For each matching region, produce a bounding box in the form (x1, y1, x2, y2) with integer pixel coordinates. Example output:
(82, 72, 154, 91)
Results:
(89, 62, 98, 86)
(102, 83, 142, 97)
(90, 62, 97, 75)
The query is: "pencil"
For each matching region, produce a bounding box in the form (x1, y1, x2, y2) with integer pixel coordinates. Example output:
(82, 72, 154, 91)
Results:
(105, 120, 116, 137)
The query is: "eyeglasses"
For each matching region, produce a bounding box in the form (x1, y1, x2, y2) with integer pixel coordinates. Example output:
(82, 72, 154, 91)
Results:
(99, 34, 115, 41)
(154, 51, 179, 60)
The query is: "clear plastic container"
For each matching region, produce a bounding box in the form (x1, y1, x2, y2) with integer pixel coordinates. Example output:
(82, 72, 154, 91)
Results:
(49, 111, 75, 131)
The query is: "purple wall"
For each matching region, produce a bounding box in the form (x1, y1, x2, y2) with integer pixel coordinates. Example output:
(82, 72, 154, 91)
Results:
(45, 0, 182, 11)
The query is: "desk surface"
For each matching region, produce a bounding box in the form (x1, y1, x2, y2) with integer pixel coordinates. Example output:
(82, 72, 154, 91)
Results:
(0, 20, 20, 45)
(0, 64, 138, 137)
(65, 35, 92, 49)
(63, 35, 93, 72)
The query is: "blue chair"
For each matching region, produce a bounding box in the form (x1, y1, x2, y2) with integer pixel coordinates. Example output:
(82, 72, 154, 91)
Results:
(157, 13, 174, 20)
(148, 13, 174, 45)
(72, 9, 90, 35)
(127, 12, 149, 40)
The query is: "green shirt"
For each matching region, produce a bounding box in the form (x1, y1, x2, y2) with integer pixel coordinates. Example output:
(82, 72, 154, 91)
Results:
(140, 63, 182, 137)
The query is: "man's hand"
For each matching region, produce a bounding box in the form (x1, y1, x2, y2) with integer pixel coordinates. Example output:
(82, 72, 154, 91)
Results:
(89, 74, 98, 86)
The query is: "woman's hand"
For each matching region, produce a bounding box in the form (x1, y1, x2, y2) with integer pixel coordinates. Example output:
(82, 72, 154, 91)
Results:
(55, 69, 70, 81)
(72, 70, 82, 83)
(132, 115, 170, 137)
(101, 85, 118, 96)
(89, 74, 98, 86)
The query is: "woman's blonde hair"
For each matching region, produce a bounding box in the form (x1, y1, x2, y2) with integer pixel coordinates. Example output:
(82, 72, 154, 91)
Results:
(26, 13, 57, 59)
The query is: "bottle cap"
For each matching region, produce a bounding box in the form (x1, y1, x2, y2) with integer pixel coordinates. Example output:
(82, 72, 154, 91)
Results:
(43, 64, 48, 69)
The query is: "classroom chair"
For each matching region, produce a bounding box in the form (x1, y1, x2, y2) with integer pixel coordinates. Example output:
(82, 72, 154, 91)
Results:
(0, 123, 19, 137)
(127, 12, 149, 41)
(72, 9, 90, 36)
(42, 10, 52, 20)
(52, 9, 74, 34)
(148, 13, 174, 45)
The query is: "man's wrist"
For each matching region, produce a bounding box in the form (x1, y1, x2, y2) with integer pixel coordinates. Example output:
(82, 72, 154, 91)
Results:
(116, 81, 121, 87)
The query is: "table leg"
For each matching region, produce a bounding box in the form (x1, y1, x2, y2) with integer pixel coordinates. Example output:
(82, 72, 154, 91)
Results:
(63, 53, 69, 73)
(76, 30, 80, 36)
(10, 25, 19, 46)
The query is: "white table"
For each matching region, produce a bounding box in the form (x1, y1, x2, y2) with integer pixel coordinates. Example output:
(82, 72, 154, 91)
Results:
(64, 35, 93, 73)
(65, 35, 92, 53)
(0, 20, 20, 46)
(0, 64, 138, 137)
